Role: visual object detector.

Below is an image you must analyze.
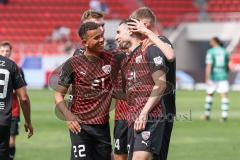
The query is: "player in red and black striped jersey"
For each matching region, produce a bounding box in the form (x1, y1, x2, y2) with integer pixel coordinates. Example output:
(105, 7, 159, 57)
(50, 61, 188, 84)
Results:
(0, 41, 33, 160)
(113, 53, 129, 159)
(116, 19, 168, 160)
(54, 22, 113, 160)
(129, 7, 176, 160)
(67, 10, 106, 110)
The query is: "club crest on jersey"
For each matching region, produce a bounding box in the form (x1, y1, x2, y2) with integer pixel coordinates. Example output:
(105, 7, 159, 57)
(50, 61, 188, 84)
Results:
(102, 65, 111, 74)
(135, 55, 143, 63)
(141, 131, 150, 141)
(153, 56, 163, 66)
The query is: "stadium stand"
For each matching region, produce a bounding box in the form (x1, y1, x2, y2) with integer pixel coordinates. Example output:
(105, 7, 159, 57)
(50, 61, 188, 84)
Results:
(143, 0, 199, 28)
(0, 0, 137, 44)
(230, 43, 240, 70)
(0, 0, 240, 66)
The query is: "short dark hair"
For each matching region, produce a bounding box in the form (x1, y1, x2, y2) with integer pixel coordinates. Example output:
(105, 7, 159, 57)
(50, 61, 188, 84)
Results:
(78, 22, 100, 40)
(212, 37, 224, 47)
(119, 18, 140, 26)
(130, 7, 156, 26)
(81, 10, 104, 22)
(0, 41, 12, 50)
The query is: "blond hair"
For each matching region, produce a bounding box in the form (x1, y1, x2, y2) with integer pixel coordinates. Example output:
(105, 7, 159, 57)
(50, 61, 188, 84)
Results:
(130, 7, 156, 26)
(81, 10, 104, 22)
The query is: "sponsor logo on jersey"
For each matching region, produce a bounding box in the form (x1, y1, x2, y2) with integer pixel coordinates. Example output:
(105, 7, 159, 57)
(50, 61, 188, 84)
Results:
(135, 55, 143, 63)
(102, 65, 111, 74)
(153, 56, 163, 66)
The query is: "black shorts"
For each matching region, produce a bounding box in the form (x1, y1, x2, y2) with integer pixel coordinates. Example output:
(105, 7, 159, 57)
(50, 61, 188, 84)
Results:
(157, 120, 174, 160)
(127, 120, 165, 160)
(70, 123, 112, 160)
(114, 120, 128, 155)
(0, 125, 10, 160)
(10, 117, 20, 136)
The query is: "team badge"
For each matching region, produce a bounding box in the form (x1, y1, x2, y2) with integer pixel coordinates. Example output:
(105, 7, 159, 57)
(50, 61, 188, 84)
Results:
(141, 131, 150, 141)
(135, 55, 143, 63)
(153, 56, 163, 66)
(102, 65, 111, 74)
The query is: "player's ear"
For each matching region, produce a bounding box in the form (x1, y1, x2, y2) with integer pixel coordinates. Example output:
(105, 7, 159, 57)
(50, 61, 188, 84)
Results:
(82, 38, 87, 46)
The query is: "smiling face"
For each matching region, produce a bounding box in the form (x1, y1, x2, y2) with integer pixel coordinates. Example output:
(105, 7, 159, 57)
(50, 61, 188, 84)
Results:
(115, 23, 131, 50)
(84, 27, 105, 54)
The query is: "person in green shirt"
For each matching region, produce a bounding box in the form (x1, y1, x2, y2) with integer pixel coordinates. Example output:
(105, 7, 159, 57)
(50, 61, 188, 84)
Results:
(203, 37, 230, 121)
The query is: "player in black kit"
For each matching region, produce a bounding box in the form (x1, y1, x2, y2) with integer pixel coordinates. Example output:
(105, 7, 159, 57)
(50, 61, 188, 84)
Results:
(0, 41, 33, 160)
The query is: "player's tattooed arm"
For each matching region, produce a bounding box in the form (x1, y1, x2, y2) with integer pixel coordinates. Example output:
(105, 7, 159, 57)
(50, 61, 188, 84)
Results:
(54, 85, 81, 134)
(127, 18, 175, 61)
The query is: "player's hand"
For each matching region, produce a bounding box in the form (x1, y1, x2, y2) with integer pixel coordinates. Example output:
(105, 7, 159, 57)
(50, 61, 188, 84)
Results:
(134, 114, 148, 132)
(24, 122, 33, 138)
(127, 18, 149, 35)
(67, 121, 81, 134)
(65, 112, 81, 134)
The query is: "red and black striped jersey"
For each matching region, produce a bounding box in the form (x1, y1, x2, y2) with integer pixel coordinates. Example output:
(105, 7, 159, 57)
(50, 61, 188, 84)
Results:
(112, 52, 129, 121)
(121, 45, 167, 124)
(115, 100, 128, 120)
(58, 52, 113, 124)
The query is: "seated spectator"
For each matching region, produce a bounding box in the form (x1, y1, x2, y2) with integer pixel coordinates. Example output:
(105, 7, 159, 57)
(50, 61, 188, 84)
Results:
(90, 0, 109, 14)
(45, 26, 71, 43)
(100, 0, 109, 14)
(90, 0, 102, 12)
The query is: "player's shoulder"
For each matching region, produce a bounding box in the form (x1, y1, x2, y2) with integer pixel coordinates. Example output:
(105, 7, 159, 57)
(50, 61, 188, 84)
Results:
(73, 47, 85, 56)
(0, 55, 15, 63)
(102, 51, 114, 62)
(61, 55, 79, 69)
(145, 44, 166, 63)
(146, 44, 164, 55)
(220, 47, 228, 54)
(207, 48, 214, 54)
(158, 36, 173, 48)
(0, 55, 17, 69)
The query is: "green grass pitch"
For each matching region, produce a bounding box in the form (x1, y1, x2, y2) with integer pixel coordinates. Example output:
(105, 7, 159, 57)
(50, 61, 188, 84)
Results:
(15, 89, 240, 160)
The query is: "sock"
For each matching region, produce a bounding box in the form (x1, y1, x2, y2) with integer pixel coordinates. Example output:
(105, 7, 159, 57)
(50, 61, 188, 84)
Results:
(9, 146, 16, 160)
(204, 96, 213, 117)
(221, 98, 229, 119)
